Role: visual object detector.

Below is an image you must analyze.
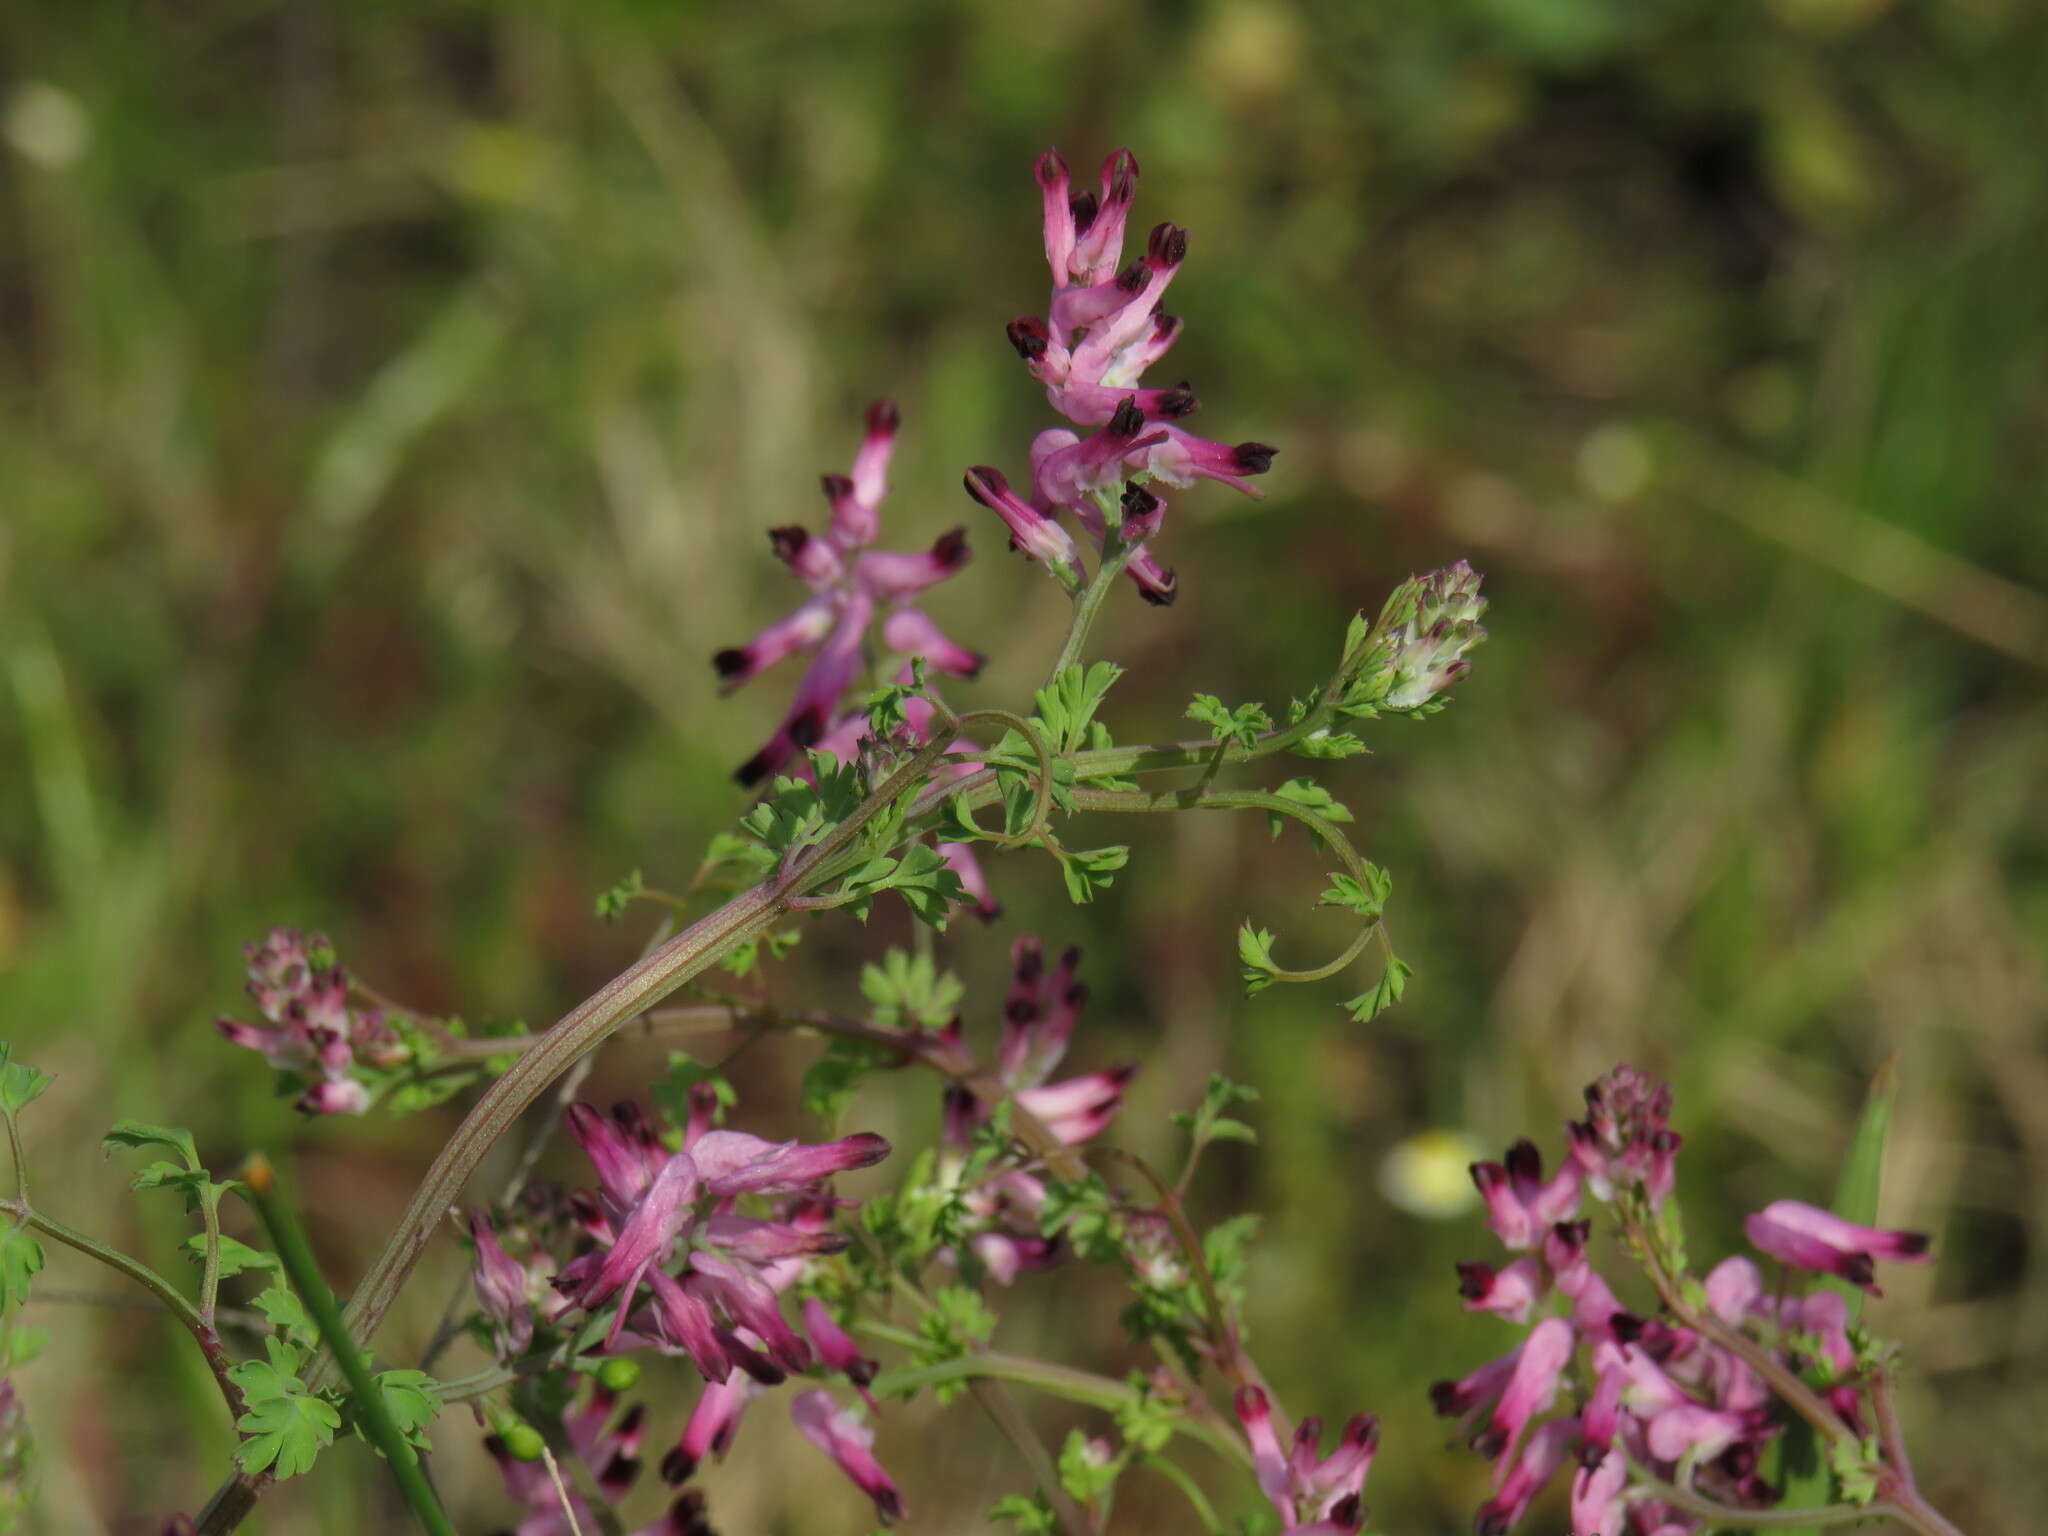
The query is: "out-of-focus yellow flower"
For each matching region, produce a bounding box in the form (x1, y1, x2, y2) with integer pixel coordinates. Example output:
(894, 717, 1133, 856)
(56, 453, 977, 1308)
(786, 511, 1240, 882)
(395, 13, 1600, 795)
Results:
(1377, 1129, 1484, 1219)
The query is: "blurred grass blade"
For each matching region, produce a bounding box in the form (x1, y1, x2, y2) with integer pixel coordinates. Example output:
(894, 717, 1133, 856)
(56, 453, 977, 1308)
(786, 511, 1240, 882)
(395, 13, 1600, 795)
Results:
(1775, 1057, 1898, 1529)
(303, 280, 513, 573)
(7, 624, 104, 908)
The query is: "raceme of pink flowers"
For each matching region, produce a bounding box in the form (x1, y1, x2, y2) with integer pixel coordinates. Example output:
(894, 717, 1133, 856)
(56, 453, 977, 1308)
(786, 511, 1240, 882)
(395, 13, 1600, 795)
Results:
(1435, 1064, 1933, 1534)
(214, 927, 410, 1115)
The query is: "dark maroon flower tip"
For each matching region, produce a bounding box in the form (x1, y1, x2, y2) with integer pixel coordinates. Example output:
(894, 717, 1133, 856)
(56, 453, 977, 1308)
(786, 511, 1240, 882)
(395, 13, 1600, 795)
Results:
(1115, 261, 1148, 293)
(1103, 148, 1139, 201)
(1842, 1253, 1877, 1290)
(874, 1489, 906, 1522)
(1456, 1261, 1496, 1300)
(1109, 397, 1146, 437)
(1428, 1380, 1461, 1416)
(1294, 1415, 1325, 1450)
(963, 466, 1010, 504)
(734, 750, 774, 787)
(1233, 441, 1279, 474)
(1554, 1219, 1591, 1245)
(1470, 1161, 1505, 1193)
(768, 525, 811, 563)
(660, 1446, 697, 1485)
(1147, 222, 1188, 267)
(1328, 1492, 1364, 1529)
(960, 651, 989, 680)
(1344, 1413, 1381, 1451)
(1013, 937, 1044, 979)
(1006, 317, 1050, 359)
(1064, 981, 1088, 1009)
(1033, 149, 1068, 189)
(600, 1451, 641, 1490)
(973, 900, 1004, 923)
(1504, 1139, 1543, 1181)
(1471, 1428, 1508, 1460)
(787, 707, 826, 750)
(1121, 484, 1161, 517)
(1895, 1231, 1932, 1256)
(1104, 1062, 1141, 1089)
(1610, 1311, 1645, 1343)
(1060, 943, 1082, 969)
(1477, 1511, 1513, 1536)
(1137, 568, 1178, 606)
(1069, 189, 1099, 234)
(711, 649, 748, 678)
(866, 399, 901, 433)
(930, 526, 971, 569)
(819, 472, 854, 505)
(1157, 383, 1200, 418)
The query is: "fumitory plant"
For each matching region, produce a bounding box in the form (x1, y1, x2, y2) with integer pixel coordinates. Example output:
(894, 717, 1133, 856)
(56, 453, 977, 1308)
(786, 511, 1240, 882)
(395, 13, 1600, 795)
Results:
(0, 147, 1961, 1536)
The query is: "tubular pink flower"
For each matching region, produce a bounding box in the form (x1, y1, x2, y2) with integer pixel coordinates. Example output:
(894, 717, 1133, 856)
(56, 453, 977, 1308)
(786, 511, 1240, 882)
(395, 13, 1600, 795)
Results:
(1068, 149, 1141, 287)
(1127, 547, 1178, 606)
(791, 1390, 905, 1525)
(1476, 1416, 1578, 1535)
(963, 466, 1086, 582)
(564, 1155, 700, 1316)
(1234, 1389, 1379, 1531)
(685, 1251, 811, 1375)
(1477, 1316, 1573, 1466)
(1429, 1340, 1524, 1425)
(803, 1296, 880, 1406)
(1570, 1449, 1629, 1536)
(715, 406, 975, 785)
(297, 1079, 370, 1115)
(1644, 1400, 1755, 1464)
(470, 1212, 535, 1358)
(1456, 1257, 1547, 1324)
(1704, 1255, 1764, 1324)
(996, 936, 1085, 1086)
(937, 839, 1000, 920)
(1015, 1065, 1135, 1145)
(1034, 149, 1077, 284)
(879, 607, 983, 679)
(1745, 1200, 1930, 1295)
(687, 1129, 890, 1197)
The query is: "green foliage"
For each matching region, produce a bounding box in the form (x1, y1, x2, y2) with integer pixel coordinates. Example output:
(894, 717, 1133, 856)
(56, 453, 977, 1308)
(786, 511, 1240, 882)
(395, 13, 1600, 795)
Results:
(252, 1284, 315, 1347)
(909, 1284, 997, 1404)
(354, 1369, 443, 1453)
(1238, 925, 1280, 997)
(1033, 663, 1124, 755)
(829, 841, 965, 925)
(1266, 778, 1353, 844)
(989, 1493, 1060, 1534)
(1056, 1428, 1118, 1504)
(594, 867, 644, 921)
(1052, 843, 1129, 905)
(1187, 693, 1273, 751)
(1320, 867, 1393, 922)
(860, 949, 964, 1030)
(1345, 959, 1413, 1022)
(0, 1046, 54, 1117)
(187, 1234, 282, 1280)
(1171, 1074, 1261, 1150)
(229, 1338, 341, 1479)
(802, 1039, 896, 1126)
(0, 1227, 44, 1311)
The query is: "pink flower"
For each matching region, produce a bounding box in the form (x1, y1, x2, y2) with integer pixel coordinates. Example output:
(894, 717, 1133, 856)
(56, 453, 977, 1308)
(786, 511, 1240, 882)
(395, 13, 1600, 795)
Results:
(791, 1390, 905, 1524)
(214, 928, 408, 1115)
(976, 148, 1277, 606)
(1236, 1386, 1378, 1532)
(714, 403, 979, 785)
(1568, 1064, 1682, 1209)
(1456, 1257, 1547, 1324)
(1745, 1200, 1931, 1295)
(1469, 1139, 1581, 1250)
(1476, 1416, 1578, 1535)
(469, 1212, 537, 1360)
(1475, 1317, 1573, 1468)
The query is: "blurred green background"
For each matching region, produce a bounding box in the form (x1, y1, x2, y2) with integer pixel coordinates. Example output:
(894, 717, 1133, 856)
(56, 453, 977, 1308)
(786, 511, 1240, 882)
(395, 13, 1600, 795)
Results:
(2, 1, 2045, 1531)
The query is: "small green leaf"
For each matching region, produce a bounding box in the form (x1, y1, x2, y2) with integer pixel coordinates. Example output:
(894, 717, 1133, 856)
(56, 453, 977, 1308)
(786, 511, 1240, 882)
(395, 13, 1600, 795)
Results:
(1344, 958, 1413, 1022)
(1055, 844, 1128, 905)
(235, 1389, 341, 1479)
(252, 1283, 315, 1344)
(594, 868, 644, 921)
(1237, 924, 1279, 996)
(361, 1368, 442, 1452)
(1186, 693, 1272, 751)
(1320, 867, 1393, 922)
(103, 1121, 200, 1168)
(188, 1233, 282, 1279)
(1266, 778, 1354, 842)
(0, 1045, 55, 1115)
(0, 1226, 45, 1309)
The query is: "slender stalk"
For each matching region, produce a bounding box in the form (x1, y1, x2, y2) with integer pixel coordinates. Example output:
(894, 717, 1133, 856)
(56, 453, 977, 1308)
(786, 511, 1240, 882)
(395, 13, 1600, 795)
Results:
(969, 1376, 1098, 1536)
(1043, 543, 1137, 686)
(197, 1182, 227, 1327)
(6, 1200, 242, 1415)
(3, 1114, 28, 1206)
(243, 1155, 457, 1536)
(1633, 1468, 1897, 1530)
(867, 1352, 1250, 1469)
(1138, 1453, 1226, 1536)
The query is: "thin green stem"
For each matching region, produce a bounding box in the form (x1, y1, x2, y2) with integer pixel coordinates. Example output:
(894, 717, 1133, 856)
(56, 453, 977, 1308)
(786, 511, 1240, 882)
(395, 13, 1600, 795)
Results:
(1633, 1468, 1897, 1530)
(243, 1155, 457, 1536)
(868, 1352, 1250, 1470)
(1044, 543, 1137, 686)
(198, 1182, 226, 1327)
(5, 1199, 243, 1421)
(3, 1113, 27, 1206)
(1138, 1453, 1226, 1536)
(970, 1375, 1098, 1536)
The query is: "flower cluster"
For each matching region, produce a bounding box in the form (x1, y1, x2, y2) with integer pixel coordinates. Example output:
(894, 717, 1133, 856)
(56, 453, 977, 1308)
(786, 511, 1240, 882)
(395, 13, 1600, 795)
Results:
(1235, 1386, 1380, 1534)
(931, 935, 1134, 1283)
(967, 148, 1277, 605)
(470, 1096, 906, 1526)
(481, 1383, 717, 1536)
(213, 927, 409, 1115)
(714, 401, 980, 786)
(1435, 1065, 1933, 1534)
(1367, 559, 1489, 711)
